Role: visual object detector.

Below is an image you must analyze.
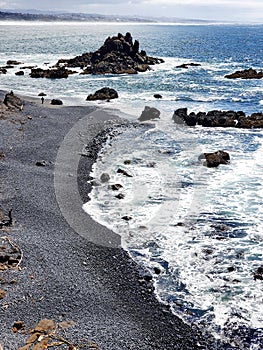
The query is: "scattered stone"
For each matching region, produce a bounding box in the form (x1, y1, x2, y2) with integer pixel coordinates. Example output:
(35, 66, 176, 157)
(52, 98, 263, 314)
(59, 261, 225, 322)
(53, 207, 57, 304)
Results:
(12, 321, 25, 333)
(6, 60, 21, 65)
(35, 160, 48, 167)
(38, 92, 47, 97)
(0, 67, 7, 74)
(15, 71, 24, 76)
(227, 266, 236, 272)
(117, 168, 133, 177)
(154, 94, 162, 99)
(50, 99, 63, 105)
(111, 184, 123, 191)
(121, 216, 132, 221)
(86, 87, 118, 101)
(115, 193, 125, 200)
(56, 32, 164, 75)
(100, 173, 110, 183)
(253, 266, 263, 280)
(138, 106, 161, 122)
(225, 68, 263, 79)
(199, 150, 230, 168)
(154, 267, 161, 275)
(172, 108, 263, 129)
(0, 209, 13, 228)
(176, 62, 201, 69)
(124, 160, 131, 165)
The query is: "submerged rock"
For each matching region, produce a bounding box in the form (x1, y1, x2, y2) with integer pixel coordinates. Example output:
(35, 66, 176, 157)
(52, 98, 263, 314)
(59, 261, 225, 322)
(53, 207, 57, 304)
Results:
(176, 62, 201, 69)
(86, 87, 118, 101)
(139, 106, 161, 122)
(56, 32, 164, 75)
(225, 68, 263, 79)
(199, 150, 230, 168)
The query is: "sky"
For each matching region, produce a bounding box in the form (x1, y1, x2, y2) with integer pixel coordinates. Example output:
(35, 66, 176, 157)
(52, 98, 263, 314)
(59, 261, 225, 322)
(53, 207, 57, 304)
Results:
(0, 0, 263, 23)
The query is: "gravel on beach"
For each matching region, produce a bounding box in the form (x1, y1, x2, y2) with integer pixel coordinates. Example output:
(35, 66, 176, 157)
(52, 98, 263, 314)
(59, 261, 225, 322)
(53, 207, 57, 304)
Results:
(0, 91, 217, 350)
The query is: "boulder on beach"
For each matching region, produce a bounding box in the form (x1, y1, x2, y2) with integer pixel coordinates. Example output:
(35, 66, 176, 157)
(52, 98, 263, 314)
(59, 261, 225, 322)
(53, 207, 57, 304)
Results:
(56, 32, 164, 75)
(199, 150, 230, 168)
(172, 108, 263, 129)
(139, 106, 161, 122)
(3, 91, 23, 110)
(50, 99, 63, 105)
(225, 68, 263, 79)
(154, 94, 162, 99)
(86, 87, 118, 101)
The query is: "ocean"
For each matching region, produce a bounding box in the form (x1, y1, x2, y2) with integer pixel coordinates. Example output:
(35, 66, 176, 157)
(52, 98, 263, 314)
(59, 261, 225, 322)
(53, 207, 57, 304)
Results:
(0, 21, 262, 349)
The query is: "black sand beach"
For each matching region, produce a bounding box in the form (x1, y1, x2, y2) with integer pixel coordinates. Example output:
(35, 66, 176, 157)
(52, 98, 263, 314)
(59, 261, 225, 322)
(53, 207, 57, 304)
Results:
(0, 91, 217, 349)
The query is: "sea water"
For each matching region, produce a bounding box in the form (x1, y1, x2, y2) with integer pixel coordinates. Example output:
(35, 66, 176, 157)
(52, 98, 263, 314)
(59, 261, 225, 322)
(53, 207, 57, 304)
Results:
(0, 22, 262, 349)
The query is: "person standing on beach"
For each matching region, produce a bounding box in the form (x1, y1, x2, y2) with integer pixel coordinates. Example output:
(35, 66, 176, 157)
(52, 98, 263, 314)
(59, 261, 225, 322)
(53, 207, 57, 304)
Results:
(41, 97, 44, 104)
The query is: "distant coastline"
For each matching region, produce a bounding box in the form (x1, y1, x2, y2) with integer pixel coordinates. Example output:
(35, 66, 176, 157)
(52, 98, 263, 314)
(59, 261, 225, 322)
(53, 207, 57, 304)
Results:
(0, 10, 216, 24)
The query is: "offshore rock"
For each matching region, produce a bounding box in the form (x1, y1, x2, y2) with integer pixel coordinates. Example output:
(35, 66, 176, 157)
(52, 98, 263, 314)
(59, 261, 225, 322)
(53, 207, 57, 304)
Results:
(86, 87, 118, 101)
(57, 32, 164, 75)
(172, 108, 263, 128)
(30, 66, 76, 79)
(176, 62, 201, 69)
(139, 106, 161, 122)
(225, 68, 263, 79)
(199, 150, 230, 168)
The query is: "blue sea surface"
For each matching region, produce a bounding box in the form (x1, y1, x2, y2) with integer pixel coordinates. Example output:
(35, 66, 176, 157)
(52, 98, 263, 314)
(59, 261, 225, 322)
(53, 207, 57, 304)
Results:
(0, 22, 262, 349)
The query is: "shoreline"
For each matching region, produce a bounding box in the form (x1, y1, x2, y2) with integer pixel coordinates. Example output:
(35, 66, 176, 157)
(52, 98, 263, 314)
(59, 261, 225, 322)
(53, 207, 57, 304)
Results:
(0, 90, 221, 349)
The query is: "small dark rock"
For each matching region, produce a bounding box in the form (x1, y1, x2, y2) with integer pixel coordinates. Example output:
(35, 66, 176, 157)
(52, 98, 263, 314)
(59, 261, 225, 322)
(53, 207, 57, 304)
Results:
(176, 62, 201, 69)
(227, 266, 235, 272)
(50, 99, 63, 105)
(124, 160, 131, 165)
(115, 193, 125, 200)
(38, 92, 47, 97)
(154, 267, 161, 275)
(111, 184, 123, 191)
(253, 266, 263, 280)
(121, 215, 132, 221)
(15, 71, 24, 76)
(7, 60, 21, 65)
(35, 160, 48, 167)
(199, 150, 230, 168)
(154, 94, 162, 99)
(139, 106, 160, 122)
(117, 168, 133, 177)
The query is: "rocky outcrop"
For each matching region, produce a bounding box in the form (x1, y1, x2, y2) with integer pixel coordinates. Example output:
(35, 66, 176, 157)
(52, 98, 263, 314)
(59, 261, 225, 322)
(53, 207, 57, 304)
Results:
(3, 91, 23, 110)
(56, 32, 164, 75)
(86, 87, 118, 101)
(15, 71, 24, 76)
(176, 63, 201, 69)
(199, 150, 230, 168)
(225, 68, 263, 79)
(6, 60, 21, 65)
(172, 108, 263, 128)
(139, 106, 161, 122)
(30, 66, 76, 79)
